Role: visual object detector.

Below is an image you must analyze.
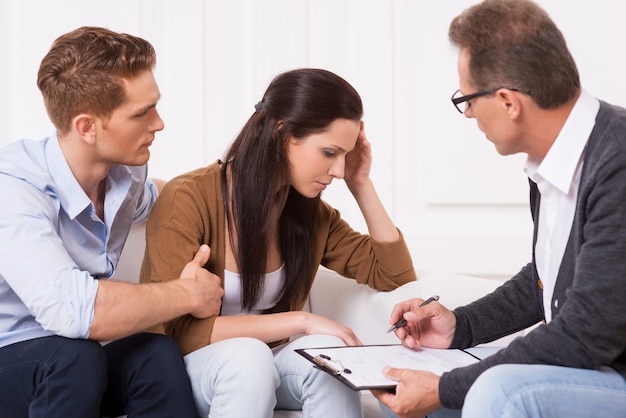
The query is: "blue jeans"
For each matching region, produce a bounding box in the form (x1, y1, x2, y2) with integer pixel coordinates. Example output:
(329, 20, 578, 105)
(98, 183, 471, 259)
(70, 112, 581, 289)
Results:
(184, 334, 363, 418)
(0, 333, 197, 418)
(380, 403, 460, 418)
(381, 363, 626, 418)
(462, 364, 626, 418)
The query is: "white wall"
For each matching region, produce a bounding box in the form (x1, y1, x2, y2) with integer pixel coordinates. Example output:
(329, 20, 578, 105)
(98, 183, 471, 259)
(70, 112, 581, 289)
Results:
(2, 0, 625, 280)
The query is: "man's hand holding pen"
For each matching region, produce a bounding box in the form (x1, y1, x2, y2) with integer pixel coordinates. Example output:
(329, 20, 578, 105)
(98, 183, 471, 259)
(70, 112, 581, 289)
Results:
(387, 295, 457, 350)
(387, 295, 440, 333)
(373, 295, 456, 417)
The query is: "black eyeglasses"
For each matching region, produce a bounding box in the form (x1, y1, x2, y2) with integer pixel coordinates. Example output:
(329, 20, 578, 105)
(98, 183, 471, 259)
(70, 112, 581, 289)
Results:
(451, 87, 530, 114)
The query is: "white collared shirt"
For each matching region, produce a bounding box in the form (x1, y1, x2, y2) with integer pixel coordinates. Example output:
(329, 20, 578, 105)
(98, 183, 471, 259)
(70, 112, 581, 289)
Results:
(524, 90, 599, 322)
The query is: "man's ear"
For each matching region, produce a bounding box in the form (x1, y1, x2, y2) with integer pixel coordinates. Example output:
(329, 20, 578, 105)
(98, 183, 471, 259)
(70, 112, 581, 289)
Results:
(72, 114, 97, 144)
(497, 89, 522, 120)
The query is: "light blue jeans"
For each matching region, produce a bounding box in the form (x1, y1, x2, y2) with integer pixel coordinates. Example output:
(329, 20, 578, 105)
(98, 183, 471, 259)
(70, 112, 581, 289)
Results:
(382, 363, 626, 418)
(184, 334, 362, 418)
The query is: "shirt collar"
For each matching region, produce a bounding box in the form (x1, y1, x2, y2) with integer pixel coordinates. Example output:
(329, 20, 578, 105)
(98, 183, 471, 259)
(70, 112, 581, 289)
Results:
(44, 135, 136, 221)
(525, 90, 599, 194)
(45, 133, 93, 220)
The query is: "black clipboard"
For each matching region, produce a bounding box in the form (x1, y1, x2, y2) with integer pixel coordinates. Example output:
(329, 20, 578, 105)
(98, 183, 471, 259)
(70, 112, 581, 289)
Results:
(296, 344, 489, 391)
(296, 345, 397, 391)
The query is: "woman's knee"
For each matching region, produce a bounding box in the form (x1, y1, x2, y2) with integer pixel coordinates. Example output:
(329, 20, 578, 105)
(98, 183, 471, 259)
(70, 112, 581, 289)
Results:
(184, 338, 279, 416)
(186, 337, 278, 384)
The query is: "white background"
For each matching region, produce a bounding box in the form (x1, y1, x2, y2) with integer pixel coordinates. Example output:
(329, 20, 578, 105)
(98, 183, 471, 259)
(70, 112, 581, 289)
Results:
(2, 0, 625, 280)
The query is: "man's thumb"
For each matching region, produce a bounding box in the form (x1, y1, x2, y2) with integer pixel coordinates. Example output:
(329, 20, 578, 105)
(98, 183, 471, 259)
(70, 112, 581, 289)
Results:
(382, 366, 401, 381)
(192, 244, 211, 265)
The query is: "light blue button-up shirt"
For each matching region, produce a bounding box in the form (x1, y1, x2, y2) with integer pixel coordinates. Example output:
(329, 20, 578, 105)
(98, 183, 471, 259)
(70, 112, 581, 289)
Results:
(0, 134, 158, 347)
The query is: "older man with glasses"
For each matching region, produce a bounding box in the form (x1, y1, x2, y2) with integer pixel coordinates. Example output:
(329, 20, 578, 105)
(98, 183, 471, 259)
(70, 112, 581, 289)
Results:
(374, 1, 626, 417)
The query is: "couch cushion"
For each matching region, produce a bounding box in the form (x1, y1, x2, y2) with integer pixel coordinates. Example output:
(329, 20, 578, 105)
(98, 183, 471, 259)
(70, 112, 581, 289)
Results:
(308, 267, 523, 347)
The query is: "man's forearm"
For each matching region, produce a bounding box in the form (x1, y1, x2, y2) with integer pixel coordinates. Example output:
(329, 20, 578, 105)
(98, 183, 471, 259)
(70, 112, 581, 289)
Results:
(89, 279, 196, 341)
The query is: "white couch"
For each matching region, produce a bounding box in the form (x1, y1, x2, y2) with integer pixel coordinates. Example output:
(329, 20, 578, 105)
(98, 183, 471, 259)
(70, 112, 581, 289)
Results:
(115, 223, 519, 418)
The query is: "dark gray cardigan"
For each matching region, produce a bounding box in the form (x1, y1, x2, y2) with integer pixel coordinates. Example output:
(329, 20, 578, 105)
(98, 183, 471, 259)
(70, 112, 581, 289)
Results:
(439, 101, 626, 409)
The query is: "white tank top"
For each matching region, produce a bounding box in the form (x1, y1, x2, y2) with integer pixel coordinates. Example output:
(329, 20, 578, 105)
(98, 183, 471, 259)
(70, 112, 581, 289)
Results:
(221, 264, 285, 315)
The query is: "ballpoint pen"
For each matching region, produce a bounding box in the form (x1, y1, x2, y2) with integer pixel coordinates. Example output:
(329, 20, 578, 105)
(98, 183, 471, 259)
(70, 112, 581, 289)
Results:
(386, 295, 440, 333)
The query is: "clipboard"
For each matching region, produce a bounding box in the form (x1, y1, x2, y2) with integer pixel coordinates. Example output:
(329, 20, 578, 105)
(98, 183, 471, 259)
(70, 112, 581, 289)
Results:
(296, 344, 493, 391)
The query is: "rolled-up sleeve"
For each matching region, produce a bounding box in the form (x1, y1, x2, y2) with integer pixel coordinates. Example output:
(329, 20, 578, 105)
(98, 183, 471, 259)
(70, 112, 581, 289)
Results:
(0, 176, 98, 339)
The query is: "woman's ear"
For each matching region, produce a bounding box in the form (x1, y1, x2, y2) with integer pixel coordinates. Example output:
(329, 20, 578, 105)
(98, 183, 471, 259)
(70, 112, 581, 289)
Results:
(279, 120, 298, 145)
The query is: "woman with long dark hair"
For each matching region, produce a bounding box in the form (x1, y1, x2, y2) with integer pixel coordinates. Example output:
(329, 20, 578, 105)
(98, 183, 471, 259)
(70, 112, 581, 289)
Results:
(140, 68, 416, 417)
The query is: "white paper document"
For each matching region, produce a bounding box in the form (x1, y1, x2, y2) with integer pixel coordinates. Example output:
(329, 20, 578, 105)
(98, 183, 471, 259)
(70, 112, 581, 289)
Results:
(296, 344, 493, 391)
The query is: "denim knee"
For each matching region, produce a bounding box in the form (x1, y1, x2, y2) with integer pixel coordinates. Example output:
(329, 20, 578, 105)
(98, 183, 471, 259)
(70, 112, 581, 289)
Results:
(463, 364, 522, 418)
(135, 333, 185, 366)
(103, 333, 196, 417)
(212, 337, 277, 383)
(466, 364, 513, 400)
(185, 337, 279, 417)
(186, 337, 279, 389)
(51, 338, 108, 391)
(45, 337, 108, 407)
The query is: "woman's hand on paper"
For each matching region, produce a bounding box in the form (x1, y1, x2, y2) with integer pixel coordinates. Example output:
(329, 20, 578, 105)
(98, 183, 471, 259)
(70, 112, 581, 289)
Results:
(304, 312, 363, 346)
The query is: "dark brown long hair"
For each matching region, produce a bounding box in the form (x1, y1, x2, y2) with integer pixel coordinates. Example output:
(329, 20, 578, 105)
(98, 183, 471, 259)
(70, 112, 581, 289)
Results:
(222, 68, 363, 311)
(449, 0, 579, 109)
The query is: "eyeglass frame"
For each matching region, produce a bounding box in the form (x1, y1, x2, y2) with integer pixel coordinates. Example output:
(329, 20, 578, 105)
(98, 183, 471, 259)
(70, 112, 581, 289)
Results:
(451, 86, 531, 114)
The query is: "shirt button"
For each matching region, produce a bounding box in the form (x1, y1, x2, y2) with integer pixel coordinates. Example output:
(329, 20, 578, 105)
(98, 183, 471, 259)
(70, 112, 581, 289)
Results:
(554, 299, 559, 308)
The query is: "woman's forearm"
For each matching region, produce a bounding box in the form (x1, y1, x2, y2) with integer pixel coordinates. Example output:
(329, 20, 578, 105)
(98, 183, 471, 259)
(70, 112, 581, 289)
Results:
(210, 311, 309, 344)
(348, 178, 400, 243)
